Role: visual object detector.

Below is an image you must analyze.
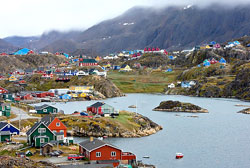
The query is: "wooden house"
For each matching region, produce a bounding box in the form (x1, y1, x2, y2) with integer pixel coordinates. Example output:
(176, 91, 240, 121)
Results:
(0, 131, 11, 142)
(41, 116, 67, 138)
(119, 65, 132, 72)
(8, 75, 17, 82)
(87, 102, 116, 116)
(0, 103, 11, 117)
(0, 87, 8, 94)
(79, 138, 136, 167)
(26, 121, 56, 147)
(34, 104, 58, 114)
(0, 121, 19, 135)
(79, 58, 98, 66)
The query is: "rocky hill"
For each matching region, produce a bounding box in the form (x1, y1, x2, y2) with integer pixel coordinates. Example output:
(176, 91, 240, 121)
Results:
(0, 38, 18, 53)
(0, 54, 66, 73)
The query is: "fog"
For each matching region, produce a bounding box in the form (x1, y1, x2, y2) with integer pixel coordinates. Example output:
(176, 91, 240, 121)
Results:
(0, 0, 250, 38)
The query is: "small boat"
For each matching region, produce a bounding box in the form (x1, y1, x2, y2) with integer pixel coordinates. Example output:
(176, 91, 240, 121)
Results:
(176, 153, 184, 159)
(143, 156, 150, 159)
(103, 136, 108, 139)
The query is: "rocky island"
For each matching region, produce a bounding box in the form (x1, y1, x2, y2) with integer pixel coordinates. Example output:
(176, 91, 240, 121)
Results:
(238, 108, 250, 114)
(60, 111, 162, 138)
(153, 100, 208, 113)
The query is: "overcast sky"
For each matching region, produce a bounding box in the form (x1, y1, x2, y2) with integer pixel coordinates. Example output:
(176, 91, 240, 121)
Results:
(1, 0, 250, 38)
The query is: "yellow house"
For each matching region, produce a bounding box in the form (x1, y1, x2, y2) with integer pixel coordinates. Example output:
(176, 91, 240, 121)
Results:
(206, 45, 211, 49)
(119, 65, 132, 72)
(78, 93, 87, 98)
(95, 56, 101, 62)
(71, 93, 78, 98)
(9, 75, 17, 82)
(118, 53, 125, 57)
(69, 86, 94, 93)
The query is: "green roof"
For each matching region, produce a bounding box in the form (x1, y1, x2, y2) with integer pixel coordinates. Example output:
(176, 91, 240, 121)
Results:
(80, 59, 97, 63)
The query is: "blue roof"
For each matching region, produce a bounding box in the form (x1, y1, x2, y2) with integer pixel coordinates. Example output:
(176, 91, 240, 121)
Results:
(14, 48, 30, 55)
(168, 56, 174, 59)
(219, 58, 226, 63)
(63, 53, 69, 58)
(203, 61, 211, 66)
(210, 41, 216, 45)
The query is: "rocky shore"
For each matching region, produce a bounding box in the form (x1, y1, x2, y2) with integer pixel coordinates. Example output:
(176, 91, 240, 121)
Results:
(237, 108, 250, 114)
(153, 100, 208, 113)
(65, 111, 162, 138)
(0, 156, 57, 168)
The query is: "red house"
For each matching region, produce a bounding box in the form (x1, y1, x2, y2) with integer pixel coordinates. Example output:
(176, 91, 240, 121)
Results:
(79, 138, 136, 167)
(21, 93, 33, 100)
(41, 116, 67, 137)
(0, 87, 8, 94)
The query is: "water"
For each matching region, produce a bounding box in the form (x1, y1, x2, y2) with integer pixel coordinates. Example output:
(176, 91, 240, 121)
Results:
(34, 94, 250, 168)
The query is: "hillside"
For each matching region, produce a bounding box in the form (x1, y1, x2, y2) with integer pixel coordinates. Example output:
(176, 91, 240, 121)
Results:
(3, 5, 250, 55)
(0, 54, 66, 73)
(0, 38, 18, 53)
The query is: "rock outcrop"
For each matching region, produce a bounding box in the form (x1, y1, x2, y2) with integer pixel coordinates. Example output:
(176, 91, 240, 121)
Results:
(0, 156, 57, 168)
(67, 111, 162, 138)
(238, 108, 250, 114)
(153, 100, 208, 113)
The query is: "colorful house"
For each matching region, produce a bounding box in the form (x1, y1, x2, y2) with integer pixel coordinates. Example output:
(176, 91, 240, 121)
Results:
(87, 102, 117, 116)
(203, 59, 211, 67)
(14, 48, 30, 55)
(0, 87, 8, 94)
(26, 122, 56, 147)
(0, 131, 11, 142)
(0, 103, 11, 117)
(40, 116, 67, 139)
(119, 65, 132, 72)
(60, 94, 72, 100)
(79, 59, 98, 66)
(166, 68, 173, 72)
(79, 138, 136, 167)
(219, 58, 227, 64)
(69, 86, 94, 93)
(8, 75, 17, 82)
(35, 104, 58, 114)
(209, 58, 218, 64)
(0, 122, 20, 135)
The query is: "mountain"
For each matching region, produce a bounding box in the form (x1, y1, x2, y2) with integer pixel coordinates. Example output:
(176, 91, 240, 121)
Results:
(74, 5, 250, 55)
(0, 38, 18, 53)
(3, 5, 250, 55)
(4, 36, 39, 48)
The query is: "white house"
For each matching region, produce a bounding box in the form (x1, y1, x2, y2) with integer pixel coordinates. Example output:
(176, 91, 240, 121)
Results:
(168, 83, 175, 88)
(189, 81, 196, 86)
(76, 71, 89, 76)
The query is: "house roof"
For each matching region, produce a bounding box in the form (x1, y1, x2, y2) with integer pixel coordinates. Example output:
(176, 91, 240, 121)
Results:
(80, 59, 97, 63)
(41, 142, 54, 148)
(89, 102, 105, 108)
(79, 139, 121, 152)
(35, 104, 56, 111)
(121, 64, 129, 68)
(26, 122, 41, 136)
(0, 122, 8, 130)
(40, 116, 56, 127)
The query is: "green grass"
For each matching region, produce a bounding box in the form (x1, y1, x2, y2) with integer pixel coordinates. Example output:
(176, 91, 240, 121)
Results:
(108, 70, 182, 93)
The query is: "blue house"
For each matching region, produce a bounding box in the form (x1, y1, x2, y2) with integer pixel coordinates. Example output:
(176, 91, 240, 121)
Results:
(0, 122, 20, 135)
(14, 48, 30, 55)
(181, 82, 191, 88)
(113, 66, 121, 70)
(247, 44, 250, 47)
(233, 41, 240, 45)
(197, 64, 201, 67)
(166, 68, 173, 72)
(168, 55, 174, 60)
(63, 53, 69, 58)
(210, 41, 217, 45)
(60, 94, 71, 100)
(219, 58, 226, 64)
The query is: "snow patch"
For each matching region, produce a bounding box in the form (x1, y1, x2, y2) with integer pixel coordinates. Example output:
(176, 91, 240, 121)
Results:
(183, 5, 192, 10)
(123, 22, 135, 26)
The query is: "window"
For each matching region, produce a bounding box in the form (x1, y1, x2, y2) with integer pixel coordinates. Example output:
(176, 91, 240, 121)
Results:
(57, 135, 63, 140)
(60, 130, 64, 133)
(56, 122, 60, 127)
(96, 152, 101, 157)
(43, 109, 47, 112)
(38, 128, 46, 133)
(53, 109, 57, 113)
(111, 151, 116, 157)
(40, 138, 44, 143)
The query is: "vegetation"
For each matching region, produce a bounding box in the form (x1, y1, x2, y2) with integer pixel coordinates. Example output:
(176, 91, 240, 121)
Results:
(108, 70, 182, 93)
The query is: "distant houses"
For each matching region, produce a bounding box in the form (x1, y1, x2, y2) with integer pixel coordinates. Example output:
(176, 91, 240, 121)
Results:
(119, 65, 132, 72)
(34, 104, 58, 114)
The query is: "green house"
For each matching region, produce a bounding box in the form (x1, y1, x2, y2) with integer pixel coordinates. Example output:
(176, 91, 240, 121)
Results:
(35, 104, 58, 114)
(0, 103, 11, 117)
(26, 122, 56, 148)
(2, 94, 14, 102)
(0, 131, 11, 142)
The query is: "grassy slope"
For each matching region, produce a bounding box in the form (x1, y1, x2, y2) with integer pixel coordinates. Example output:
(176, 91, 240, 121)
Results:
(108, 70, 182, 93)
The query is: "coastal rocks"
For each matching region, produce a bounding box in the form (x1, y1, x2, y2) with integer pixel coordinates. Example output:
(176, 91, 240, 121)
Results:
(128, 105, 137, 108)
(0, 156, 57, 168)
(153, 100, 208, 113)
(238, 108, 250, 114)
